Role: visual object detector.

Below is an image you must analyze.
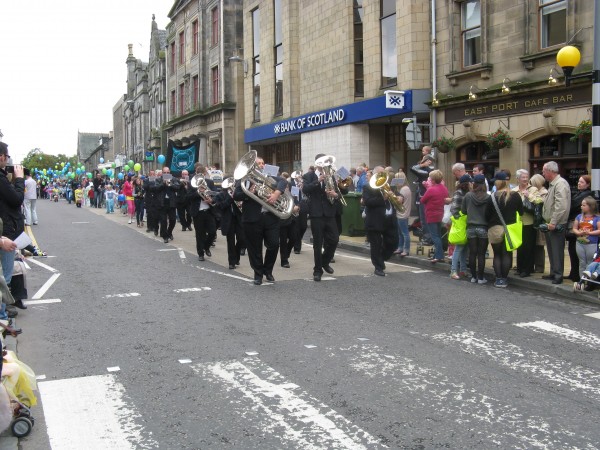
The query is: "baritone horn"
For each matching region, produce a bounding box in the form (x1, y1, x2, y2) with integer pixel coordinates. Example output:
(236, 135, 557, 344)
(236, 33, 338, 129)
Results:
(369, 171, 405, 213)
(190, 174, 218, 201)
(233, 150, 294, 219)
(314, 155, 347, 206)
(222, 177, 242, 213)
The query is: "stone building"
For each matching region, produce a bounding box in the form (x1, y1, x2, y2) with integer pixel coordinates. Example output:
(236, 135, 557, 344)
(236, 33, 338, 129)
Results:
(77, 132, 110, 173)
(164, 0, 245, 173)
(242, 0, 433, 175)
(433, 0, 593, 191)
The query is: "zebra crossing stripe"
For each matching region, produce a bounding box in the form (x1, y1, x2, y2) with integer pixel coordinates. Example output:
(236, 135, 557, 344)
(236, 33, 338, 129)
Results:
(432, 330, 600, 400)
(515, 321, 600, 349)
(38, 374, 158, 449)
(191, 358, 385, 449)
(345, 343, 593, 448)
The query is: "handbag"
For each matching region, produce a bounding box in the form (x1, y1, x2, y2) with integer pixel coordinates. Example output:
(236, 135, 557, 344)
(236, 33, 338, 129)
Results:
(491, 193, 523, 251)
(448, 212, 468, 245)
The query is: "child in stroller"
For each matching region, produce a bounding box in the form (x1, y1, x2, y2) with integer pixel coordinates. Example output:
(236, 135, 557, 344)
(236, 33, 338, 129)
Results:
(574, 242, 600, 294)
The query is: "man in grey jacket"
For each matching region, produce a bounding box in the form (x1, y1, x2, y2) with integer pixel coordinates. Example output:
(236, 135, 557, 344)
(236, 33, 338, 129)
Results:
(542, 161, 571, 284)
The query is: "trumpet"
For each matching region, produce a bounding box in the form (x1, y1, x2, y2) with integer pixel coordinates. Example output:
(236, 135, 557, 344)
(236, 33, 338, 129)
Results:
(315, 155, 347, 207)
(190, 174, 218, 202)
(222, 177, 242, 213)
(369, 171, 405, 213)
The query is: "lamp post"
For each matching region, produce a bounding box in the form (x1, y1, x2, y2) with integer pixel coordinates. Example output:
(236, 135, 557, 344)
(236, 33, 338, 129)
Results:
(556, 0, 600, 191)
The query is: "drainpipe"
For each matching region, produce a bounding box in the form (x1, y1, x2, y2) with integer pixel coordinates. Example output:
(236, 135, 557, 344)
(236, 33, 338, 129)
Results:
(430, 0, 437, 142)
(220, 0, 226, 172)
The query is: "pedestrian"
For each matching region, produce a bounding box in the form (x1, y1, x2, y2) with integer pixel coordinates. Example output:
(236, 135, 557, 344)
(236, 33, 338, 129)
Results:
(176, 170, 192, 232)
(104, 184, 117, 213)
(410, 153, 434, 244)
(133, 177, 145, 227)
(393, 171, 412, 257)
(419, 169, 449, 263)
(188, 164, 217, 259)
(23, 169, 38, 226)
(542, 161, 571, 284)
(74, 184, 83, 207)
(123, 175, 135, 224)
(570, 196, 600, 279)
(461, 174, 490, 284)
(449, 174, 471, 279)
(566, 175, 592, 282)
(529, 174, 549, 273)
(486, 172, 524, 288)
(512, 169, 535, 278)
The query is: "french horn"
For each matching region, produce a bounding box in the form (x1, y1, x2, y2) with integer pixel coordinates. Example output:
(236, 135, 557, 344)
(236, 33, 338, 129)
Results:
(233, 150, 294, 219)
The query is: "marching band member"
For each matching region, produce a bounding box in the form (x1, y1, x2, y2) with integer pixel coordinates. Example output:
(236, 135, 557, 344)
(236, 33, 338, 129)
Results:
(187, 163, 217, 261)
(302, 154, 339, 282)
(177, 169, 193, 232)
(215, 177, 244, 269)
(233, 156, 287, 285)
(278, 173, 299, 268)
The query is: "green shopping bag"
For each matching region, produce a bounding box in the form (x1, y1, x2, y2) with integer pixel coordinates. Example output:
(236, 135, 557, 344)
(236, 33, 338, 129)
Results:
(505, 212, 523, 251)
(449, 212, 468, 245)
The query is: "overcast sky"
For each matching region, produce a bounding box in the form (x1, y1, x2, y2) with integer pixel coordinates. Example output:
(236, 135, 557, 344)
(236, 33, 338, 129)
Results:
(0, 1, 172, 164)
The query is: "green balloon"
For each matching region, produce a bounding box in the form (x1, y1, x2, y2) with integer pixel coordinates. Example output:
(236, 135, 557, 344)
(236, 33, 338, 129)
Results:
(128, 160, 134, 168)
(87, 172, 93, 178)
(102, 168, 107, 175)
(123, 165, 130, 171)
(133, 163, 141, 172)
(111, 162, 116, 168)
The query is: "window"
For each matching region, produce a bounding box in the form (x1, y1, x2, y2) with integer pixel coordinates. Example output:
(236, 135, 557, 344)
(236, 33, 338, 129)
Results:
(178, 31, 185, 65)
(179, 83, 184, 115)
(252, 8, 261, 122)
(274, 0, 283, 116)
(380, 0, 397, 87)
(192, 20, 199, 56)
(170, 42, 175, 73)
(170, 90, 176, 116)
(211, 6, 219, 46)
(539, 0, 566, 48)
(192, 75, 199, 108)
(211, 66, 219, 105)
(354, 0, 364, 96)
(461, 0, 481, 67)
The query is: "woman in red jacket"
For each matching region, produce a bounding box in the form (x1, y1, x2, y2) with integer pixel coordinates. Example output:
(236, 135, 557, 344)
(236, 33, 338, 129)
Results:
(420, 169, 449, 263)
(122, 176, 135, 224)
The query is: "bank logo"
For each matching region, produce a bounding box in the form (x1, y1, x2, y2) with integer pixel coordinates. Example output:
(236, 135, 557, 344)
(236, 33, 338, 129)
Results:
(274, 123, 281, 133)
(385, 90, 405, 109)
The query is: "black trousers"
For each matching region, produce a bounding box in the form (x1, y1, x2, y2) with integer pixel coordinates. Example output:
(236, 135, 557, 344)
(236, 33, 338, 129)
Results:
(159, 207, 177, 238)
(177, 204, 192, 229)
(310, 216, 339, 275)
(146, 205, 159, 231)
(294, 211, 308, 252)
(243, 214, 280, 280)
(225, 217, 244, 265)
(516, 224, 536, 276)
(279, 220, 296, 264)
(367, 217, 397, 272)
(193, 211, 217, 257)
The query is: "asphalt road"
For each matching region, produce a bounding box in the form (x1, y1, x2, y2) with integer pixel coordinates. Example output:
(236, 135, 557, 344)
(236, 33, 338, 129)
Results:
(14, 199, 600, 449)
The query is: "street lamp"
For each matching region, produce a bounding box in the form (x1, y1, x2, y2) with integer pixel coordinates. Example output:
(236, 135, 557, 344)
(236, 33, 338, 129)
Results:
(556, 45, 581, 87)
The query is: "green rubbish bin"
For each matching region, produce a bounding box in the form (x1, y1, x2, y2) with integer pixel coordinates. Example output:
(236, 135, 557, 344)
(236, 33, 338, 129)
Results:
(341, 192, 365, 236)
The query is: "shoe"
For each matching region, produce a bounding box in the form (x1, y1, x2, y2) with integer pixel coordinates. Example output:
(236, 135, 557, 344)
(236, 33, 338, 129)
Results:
(211, 242, 216, 247)
(400, 252, 409, 257)
(182, 227, 187, 232)
(154, 230, 159, 236)
(146, 229, 152, 233)
(13, 300, 27, 310)
(477, 278, 488, 284)
(583, 270, 592, 278)
(205, 249, 212, 257)
(470, 277, 477, 283)
(169, 234, 174, 241)
(294, 250, 301, 254)
(228, 264, 235, 269)
(374, 269, 386, 277)
(32, 248, 47, 257)
(6, 309, 17, 318)
(430, 258, 441, 264)
(240, 249, 246, 256)
(281, 262, 290, 268)
(519, 272, 531, 278)
(187, 226, 193, 231)
(265, 274, 275, 282)
(163, 238, 169, 243)
(235, 261, 240, 266)
(494, 278, 508, 288)
(198, 256, 205, 261)
(330, 258, 336, 263)
(253, 277, 263, 285)
(552, 277, 564, 284)
(323, 265, 334, 274)
(313, 273, 322, 282)
(458, 271, 467, 277)
(128, 220, 132, 224)
(450, 272, 460, 280)
(542, 275, 555, 280)
(593, 272, 599, 280)
(393, 249, 402, 254)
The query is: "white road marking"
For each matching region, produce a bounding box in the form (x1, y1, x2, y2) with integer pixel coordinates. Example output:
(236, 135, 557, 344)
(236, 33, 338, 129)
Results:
(432, 330, 600, 400)
(303, 276, 336, 282)
(32, 273, 61, 299)
(345, 343, 593, 448)
(192, 358, 385, 449)
(197, 266, 254, 282)
(27, 257, 58, 273)
(173, 287, 211, 293)
(304, 345, 317, 349)
(411, 269, 433, 274)
(22, 261, 31, 270)
(178, 248, 186, 259)
(24, 299, 61, 305)
(107, 366, 120, 372)
(71, 221, 90, 224)
(38, 374, 158, 449)
(36, 374, 46, 380)
(245, 351, 259, 356)
(515, 321, 600, 349)
(585, 312, 600, 319)
(179, 359, 192, 364)
(357, 338, 370, 341)
(157, 248, 177, 252)
(104, 292, 141, 299)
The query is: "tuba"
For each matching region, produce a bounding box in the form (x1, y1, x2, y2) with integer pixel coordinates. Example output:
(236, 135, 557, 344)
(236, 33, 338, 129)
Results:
(222, 177, 242, 213)
(315, 155, 347, 206)
(369, 171, 405, 213)
(233, 150, 294, 219)
(190, 174, 219, 202)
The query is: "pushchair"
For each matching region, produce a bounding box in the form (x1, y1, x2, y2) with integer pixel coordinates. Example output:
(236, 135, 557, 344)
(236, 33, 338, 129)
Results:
(1, 350, 36, 437)
(410, 217, 449, 257)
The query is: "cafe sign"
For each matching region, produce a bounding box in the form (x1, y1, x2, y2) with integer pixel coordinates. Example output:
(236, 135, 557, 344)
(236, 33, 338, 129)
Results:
(445, 84, 591, 123)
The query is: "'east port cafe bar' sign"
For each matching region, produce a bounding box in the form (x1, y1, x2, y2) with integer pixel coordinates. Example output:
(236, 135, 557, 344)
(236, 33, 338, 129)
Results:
(444, 84, 590, 123)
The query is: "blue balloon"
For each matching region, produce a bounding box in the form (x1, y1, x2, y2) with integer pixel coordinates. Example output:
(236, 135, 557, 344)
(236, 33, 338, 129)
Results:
(99, 157, 105, 164)
(118, 194, 125, 202)
(106, 169, 113, 177)
(128, 171, 134, 177)
(118, 172, 124, 180)
(157, 154, 166, 164)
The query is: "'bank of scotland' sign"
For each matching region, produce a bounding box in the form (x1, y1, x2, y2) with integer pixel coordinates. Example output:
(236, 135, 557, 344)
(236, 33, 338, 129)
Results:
(385, 90, 405, 109)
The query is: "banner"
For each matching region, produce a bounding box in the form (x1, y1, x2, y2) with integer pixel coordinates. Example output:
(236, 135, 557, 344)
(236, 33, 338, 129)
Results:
(166, 140, 200, 176)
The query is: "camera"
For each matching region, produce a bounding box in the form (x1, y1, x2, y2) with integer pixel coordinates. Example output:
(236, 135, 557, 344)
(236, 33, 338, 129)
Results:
(5, 166, 14, 174)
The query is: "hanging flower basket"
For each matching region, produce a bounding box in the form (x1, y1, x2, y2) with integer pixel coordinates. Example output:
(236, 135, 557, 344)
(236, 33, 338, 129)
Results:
(570, 119, 591, 142)
(431, 136, 456, 154)
(485, 128, 512, 150)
